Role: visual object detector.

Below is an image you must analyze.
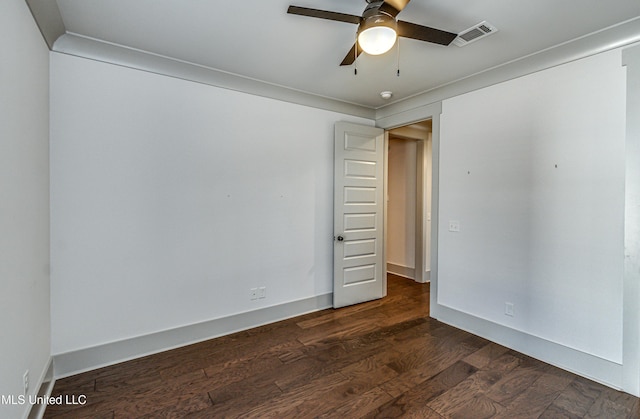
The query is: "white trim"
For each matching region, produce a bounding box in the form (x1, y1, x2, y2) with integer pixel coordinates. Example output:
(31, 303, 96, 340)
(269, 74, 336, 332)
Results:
(52, 293, 332, 379)
(376, 100, 443, 320)
(52, 34, 375, 120)
(622, 43, 640, 397)
(376, 17, 640, 120)
(26, 0, 640, 122)
(377, 102, 443, 131)
(386, 129, 428, 284)
(25, 0, 65, 49)
(25, 358, 54, 419)
(386, 263, 415, 280)
(432, 304, 624, 390)
(415, 138, 425, 283)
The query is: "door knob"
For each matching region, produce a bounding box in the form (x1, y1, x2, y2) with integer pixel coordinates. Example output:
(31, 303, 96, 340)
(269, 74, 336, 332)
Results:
(336, 235, 344, 242)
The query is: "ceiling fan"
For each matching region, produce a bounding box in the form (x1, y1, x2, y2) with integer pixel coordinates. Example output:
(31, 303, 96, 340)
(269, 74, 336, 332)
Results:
(287, 0, 458, 66)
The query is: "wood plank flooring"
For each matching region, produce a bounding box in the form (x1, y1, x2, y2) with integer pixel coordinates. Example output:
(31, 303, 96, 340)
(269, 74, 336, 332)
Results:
(44, 275, 639, 418)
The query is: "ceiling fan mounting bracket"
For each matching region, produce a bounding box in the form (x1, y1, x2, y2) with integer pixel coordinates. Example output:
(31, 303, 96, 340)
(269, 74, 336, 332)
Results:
(362, 1, 393, 21)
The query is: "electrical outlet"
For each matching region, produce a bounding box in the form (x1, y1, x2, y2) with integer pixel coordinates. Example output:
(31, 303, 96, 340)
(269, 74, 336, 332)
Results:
(258, 287, 266, 299)
(505, 302, 514, 317)
(23, 370, 29, 396)
(250, 288, 258, 300)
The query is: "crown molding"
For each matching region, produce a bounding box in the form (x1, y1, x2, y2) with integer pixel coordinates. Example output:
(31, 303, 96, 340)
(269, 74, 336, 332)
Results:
(375, 16, 640, 121)
(25, 0, 65, 49)
(25, 1, 640, 128)
(53, 33, 376, 119)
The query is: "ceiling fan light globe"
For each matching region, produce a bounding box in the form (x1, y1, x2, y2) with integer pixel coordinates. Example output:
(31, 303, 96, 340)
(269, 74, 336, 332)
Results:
(358, 26, 397, 55)
(357, 12, 398, 56)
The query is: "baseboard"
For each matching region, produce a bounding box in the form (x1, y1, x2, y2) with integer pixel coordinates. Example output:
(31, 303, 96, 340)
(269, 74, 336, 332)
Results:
(53, 293, 333, 379)
(26, 358, 54, 419)
(387, 263, 415, 280)
(431, 302, 624, 392)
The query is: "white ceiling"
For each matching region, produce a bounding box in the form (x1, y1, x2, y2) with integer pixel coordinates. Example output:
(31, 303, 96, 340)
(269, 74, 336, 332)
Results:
(51, 0, 640, 109)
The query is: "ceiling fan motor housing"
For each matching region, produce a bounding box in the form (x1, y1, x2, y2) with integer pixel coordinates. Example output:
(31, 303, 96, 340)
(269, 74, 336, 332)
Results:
(359, 14, 397, 35)
(359, 1, 397, 34)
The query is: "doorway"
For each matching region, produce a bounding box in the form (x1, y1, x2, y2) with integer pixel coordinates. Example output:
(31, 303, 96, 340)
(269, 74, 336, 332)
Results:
(332, 118, 434, 309)
(385, 120, 433, 284)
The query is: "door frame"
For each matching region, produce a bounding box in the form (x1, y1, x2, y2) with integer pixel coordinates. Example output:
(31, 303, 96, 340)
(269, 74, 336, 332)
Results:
(377, 102, 443, 313)
(385, 129, 429, 283)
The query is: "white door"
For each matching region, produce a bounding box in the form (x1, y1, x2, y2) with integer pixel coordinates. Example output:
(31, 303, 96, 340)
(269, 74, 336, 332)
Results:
(333, 122, 385, 308)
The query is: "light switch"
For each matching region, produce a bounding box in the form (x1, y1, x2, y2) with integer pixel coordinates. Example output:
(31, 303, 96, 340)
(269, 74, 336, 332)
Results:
(448, 220, 460, 232)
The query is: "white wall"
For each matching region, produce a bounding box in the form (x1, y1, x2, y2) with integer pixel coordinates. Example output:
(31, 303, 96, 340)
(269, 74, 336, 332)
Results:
(438, 49, 626, 364)
(387, 138, 417, 272)
(50, 53, 372, 355)
(0, 1, 51, 418)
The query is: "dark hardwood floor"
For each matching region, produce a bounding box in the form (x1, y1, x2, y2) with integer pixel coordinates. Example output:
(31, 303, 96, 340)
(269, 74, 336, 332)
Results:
(44, 275, 638, 418)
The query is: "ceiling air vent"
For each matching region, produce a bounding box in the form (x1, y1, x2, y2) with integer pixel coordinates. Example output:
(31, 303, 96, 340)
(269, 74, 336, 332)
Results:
(453, 21, 498, 47)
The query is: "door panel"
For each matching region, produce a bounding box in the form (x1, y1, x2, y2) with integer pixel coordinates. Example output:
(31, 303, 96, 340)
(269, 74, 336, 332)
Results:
(344, 213, 377, 232)
(343, 239, 377, 259)
(334, 122, 385, 308)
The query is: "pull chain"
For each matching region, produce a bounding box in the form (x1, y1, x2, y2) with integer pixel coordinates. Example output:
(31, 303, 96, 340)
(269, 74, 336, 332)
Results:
(396, 37, 400, 77)
(354, 35, 358, 75)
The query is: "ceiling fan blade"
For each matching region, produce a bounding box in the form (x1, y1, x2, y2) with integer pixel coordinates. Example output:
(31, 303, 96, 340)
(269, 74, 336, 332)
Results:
(378, 0, 410, 18)
(287, 6, 361, 24)
(340, 43, 363, 66)
(397, 20, 458, 46)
